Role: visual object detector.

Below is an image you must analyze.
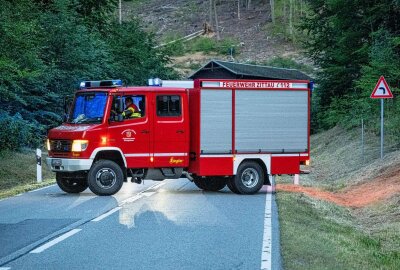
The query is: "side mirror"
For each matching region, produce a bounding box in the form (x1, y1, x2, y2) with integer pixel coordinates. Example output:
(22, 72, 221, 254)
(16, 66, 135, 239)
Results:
(117, 97, 124, 114)
(63, 96, 73, 122)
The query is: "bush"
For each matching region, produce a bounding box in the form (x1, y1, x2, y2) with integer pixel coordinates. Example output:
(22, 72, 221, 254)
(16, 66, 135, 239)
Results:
(0, 112, 44, 151)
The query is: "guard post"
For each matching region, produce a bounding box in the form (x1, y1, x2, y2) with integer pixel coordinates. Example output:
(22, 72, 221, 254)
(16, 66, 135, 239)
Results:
(36, 148, 42, 183)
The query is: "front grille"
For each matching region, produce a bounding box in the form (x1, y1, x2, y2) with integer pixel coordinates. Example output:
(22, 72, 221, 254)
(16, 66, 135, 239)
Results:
(50, 140, 72, 152)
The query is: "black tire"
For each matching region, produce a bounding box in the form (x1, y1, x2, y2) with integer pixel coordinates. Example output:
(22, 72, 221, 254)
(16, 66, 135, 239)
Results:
(56, 172, 88, 193)
(193, 176, 207, 190)
(193, 176, 226, 191)
(226, 177, 240, 194)
(232, 161, 264, 195)
(87, 160, 124, 196)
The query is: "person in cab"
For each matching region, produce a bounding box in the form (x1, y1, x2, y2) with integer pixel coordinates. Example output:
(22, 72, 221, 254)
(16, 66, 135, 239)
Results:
(122, 97, 141, 118)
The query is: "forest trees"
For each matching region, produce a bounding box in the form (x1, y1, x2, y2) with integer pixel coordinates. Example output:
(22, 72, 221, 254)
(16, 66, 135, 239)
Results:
(0, 0, 176, 150)
(301, 0, 400, 131)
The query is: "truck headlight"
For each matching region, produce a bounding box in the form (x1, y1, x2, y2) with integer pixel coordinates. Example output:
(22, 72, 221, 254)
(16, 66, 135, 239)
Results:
(46, 139, 51, 151)
(71, 140, 89, 152)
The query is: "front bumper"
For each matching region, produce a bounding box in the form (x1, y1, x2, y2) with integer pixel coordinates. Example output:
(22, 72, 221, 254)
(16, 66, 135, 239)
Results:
(46, 157, 93, 172)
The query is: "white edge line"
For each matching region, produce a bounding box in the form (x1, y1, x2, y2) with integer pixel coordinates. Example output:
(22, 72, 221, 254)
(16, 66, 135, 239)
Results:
(0, 267, 11, 270)
(28, 184, 56, 193)
(91, 207, 122, 222)
(30, 229, 81, 254)
(261, 193, 272, 270)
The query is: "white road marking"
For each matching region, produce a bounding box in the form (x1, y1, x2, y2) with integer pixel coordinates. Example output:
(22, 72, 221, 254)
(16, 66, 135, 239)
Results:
(0, 267, 11, 270)
(150, 182, 166, 190)
(91, 207, 122, 222)
(261, 193, 272, 270)
(120, 194, 143, 205)
(142, 192, 156, 197)
(30, 229, 82, 254)
(28, 184, 56, 193)
(93, 182, 165, 223)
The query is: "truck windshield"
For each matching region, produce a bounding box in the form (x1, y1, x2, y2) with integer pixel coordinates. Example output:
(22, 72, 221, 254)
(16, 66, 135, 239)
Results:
(68, 92, 107, 124)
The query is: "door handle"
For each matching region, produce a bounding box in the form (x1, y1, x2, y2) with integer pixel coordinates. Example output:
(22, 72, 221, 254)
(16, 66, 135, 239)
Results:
(141, 130, 149, 134)
(176, 130, 184, 134)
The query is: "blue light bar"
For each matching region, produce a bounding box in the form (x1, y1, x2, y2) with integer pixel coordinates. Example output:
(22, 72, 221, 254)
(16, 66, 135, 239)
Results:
(79, 80, 123, 89)
(148, 78, 162, 86)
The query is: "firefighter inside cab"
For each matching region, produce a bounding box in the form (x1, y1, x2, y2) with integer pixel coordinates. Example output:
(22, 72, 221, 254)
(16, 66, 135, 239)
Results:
(111, 96, 143, 119)
(122, 97, 141, 118)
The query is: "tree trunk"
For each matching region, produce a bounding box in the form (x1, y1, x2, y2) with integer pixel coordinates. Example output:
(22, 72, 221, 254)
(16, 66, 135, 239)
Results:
(270, 0, 275, 24)
(283, 0, 287, 25)
(247, 0, 251, 10)
(289, 0, 293, 38)
(238, 0, 240, 20)
(213, 0, 220, 40)
(209, 0, 213, 28)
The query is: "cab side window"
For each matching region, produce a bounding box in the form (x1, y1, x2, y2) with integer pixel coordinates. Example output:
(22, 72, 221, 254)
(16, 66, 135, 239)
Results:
(123, 95, 145, 119)
(157, 95, 181, 117)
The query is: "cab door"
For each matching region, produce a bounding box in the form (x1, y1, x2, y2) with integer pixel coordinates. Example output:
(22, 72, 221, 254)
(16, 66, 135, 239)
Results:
(108, 93, 151, 168)
(153, 91, 189, 167)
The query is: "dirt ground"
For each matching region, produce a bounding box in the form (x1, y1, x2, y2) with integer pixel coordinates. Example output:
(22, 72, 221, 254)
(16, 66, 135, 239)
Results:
(277, 166, 400, 208)
(123, 0, 301, 62)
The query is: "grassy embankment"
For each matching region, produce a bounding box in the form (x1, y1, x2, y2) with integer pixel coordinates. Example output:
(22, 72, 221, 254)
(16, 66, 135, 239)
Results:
(0, 150, 55, 199)
(277, 127, 400, 269)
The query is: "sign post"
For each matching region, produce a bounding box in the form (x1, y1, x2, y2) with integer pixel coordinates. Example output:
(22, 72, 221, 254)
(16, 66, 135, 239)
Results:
(370, 76, 393, 159)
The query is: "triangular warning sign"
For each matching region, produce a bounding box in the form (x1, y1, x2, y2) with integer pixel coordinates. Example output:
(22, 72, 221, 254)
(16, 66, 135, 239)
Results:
(370, 76, 393, 99)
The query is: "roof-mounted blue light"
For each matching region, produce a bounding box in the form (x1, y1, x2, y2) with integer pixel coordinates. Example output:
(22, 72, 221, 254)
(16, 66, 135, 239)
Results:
(148, 78, 162, 86)
(79, 79, 123, 89)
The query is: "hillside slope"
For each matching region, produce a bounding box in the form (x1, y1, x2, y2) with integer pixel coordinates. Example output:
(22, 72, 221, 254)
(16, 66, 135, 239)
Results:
(123, 0, 300, 62)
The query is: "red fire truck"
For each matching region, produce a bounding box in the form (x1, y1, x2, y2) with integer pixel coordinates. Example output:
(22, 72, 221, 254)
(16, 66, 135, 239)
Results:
(46, 79, 311, 196)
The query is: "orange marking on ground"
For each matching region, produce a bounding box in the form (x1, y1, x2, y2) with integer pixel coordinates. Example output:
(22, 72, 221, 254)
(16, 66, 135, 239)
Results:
(276, 168, 400, 208)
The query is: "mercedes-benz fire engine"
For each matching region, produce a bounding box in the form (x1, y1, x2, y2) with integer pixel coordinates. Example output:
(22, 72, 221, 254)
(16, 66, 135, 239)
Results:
(46, 79, 311, 195)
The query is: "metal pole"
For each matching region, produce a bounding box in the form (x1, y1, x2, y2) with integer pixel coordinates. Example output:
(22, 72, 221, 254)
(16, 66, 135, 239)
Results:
(36, 149, 42, 183)
(380, 99, 384, 159)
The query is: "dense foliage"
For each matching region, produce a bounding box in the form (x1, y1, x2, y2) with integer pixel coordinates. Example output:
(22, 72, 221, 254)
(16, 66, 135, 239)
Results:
(0, 0, 177, 150)
(302, 0, 400, 134)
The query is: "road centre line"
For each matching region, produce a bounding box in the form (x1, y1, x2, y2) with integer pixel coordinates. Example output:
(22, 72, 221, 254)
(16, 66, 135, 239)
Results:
(91, 182, 164, 222)
(30, 182, 165, 254)
(142, 191, 156, 197)
(149, 182, 166, 190)
(261, 193, 272, 270)
(91, 207, 122, 222)
(30, 229, 82, 254)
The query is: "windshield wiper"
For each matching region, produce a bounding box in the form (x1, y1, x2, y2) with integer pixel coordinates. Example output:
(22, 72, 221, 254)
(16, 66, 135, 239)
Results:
(74, 117, 101, 124)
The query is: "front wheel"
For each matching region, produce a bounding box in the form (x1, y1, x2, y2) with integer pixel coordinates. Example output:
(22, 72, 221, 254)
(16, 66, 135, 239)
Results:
(88, 160, 123, 196)
(232, 161, 264, 194)
(56, 172, 88, 193)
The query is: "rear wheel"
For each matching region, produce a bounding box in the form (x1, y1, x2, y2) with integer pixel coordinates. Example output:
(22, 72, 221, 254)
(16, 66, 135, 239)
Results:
(193, 176, 206, 190)
(193, 176, 227, 191)
(232, 161, 264, 194)
(88, 160, 123, 196)
(56, 172, 88, 193)
(226, 177, 240, 194)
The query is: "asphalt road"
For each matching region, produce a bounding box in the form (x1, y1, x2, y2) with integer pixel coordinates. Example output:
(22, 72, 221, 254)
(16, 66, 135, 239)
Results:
(0, 179, 281, 270)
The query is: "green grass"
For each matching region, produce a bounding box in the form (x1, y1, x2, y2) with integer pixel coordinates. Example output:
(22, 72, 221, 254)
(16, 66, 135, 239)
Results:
(0, 149, 55, 199)
(163, 36, 240, 57)
(278, 192, 400, 270)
